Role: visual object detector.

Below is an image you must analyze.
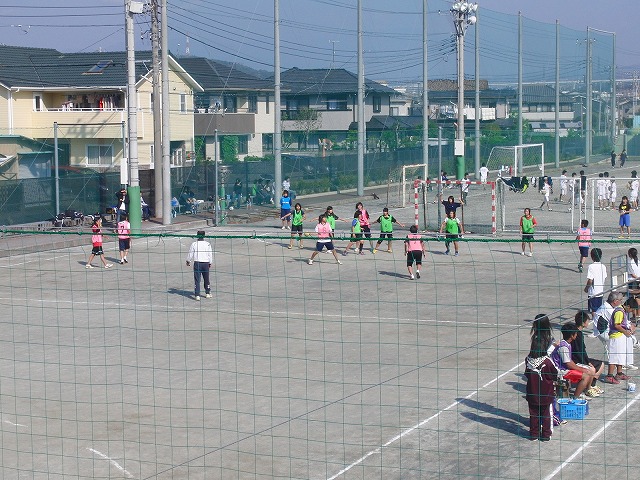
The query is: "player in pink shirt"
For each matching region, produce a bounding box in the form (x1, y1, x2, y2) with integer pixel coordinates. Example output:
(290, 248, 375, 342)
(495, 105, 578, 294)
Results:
(86, 215, 113, 269)
(404, 224, 425, 280)
(308, 215, 342, 265)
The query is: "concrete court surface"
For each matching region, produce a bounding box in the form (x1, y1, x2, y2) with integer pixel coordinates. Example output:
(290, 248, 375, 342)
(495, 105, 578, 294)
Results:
(1, 165, 640, 478)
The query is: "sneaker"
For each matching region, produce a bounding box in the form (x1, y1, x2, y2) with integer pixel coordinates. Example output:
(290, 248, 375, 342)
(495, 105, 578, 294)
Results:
(205, 293, 212, 299)
(359, 251, 365, 255)
(445, 250, 450, 255)
(372, 249, 378, 254)
(618, 235, 625, 239)
(416, 271, 421, 279)
(387, 249, 393, 253)
(578, 264, 583, 273)
(527, 252, 533, 257)
(616, 373, 630, 381)
(299, 245, 304, 249)
(282, 226, 286, 230)
(119, 260, 125, 265)
(286, 226, 291, 230)
(603, 375, 620, 384)
(539, 437, 551, 442)
(521, 252, 526, 256)
(575, 393, 590, 402)
(104, 264, 113, 269)
(307, 259, 313, 265)
(594, 385, 605, 394)
(342, 251, 348, 256)
(288, 245, 293, 250)
(336, 260, 342, 265)
(624, 364, 639, 370)
(85, 264, 94, 269)
(585, 387, 600, 398)
(195, 295, 200, 301)
(454, 252, 459, 256)
(124, 257, 128, 263)
(410, 274, 415, 280)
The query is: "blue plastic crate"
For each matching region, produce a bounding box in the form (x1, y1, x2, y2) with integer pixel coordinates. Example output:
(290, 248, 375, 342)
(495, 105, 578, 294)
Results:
(557, 398, 589, 420)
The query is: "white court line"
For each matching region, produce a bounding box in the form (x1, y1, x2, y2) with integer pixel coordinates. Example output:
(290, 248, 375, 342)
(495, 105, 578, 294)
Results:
(543, 391, 640, 480)
(326, 361, 524, 480)
(0, 296, 523, 329)
(0, 254, 70, 268)
(87, 448, 135, 479)
(3, 419, 27, 427)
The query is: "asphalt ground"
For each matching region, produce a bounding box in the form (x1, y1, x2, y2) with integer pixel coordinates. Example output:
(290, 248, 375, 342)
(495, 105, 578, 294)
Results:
(1, 158, 640, 479)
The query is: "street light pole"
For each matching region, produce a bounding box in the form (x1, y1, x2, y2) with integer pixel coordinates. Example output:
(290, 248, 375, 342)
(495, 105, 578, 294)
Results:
(451, 2, 477, 181)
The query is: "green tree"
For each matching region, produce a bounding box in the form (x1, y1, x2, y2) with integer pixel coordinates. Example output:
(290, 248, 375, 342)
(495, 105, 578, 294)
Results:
(220, 136, 238, 162)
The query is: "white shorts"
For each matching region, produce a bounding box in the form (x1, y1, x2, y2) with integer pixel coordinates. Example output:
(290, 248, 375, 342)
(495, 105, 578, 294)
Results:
(608, 335, 630, 366)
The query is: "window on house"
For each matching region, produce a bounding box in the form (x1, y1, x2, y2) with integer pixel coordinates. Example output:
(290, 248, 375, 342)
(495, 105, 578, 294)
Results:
(238, 136, 249, 155)
(327, 97, 348, 110)
(248, 95, 258, 113)
(265, 94, 270, 114)
(390, 107, 399, 116)
(34, 94, 42, 111)
(373, 96, 382, 113)
(224, 95, 237, 113)
(87, 145, 113, 166)
(180, 93, 187, 113)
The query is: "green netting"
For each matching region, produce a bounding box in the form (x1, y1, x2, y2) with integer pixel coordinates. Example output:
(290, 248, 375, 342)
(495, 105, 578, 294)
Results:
(1, 223, 639, 479)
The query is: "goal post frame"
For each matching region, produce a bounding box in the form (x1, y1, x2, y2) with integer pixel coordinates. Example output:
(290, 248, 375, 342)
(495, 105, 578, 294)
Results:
(487, 143, 545, 177)
(413, 179, 496, 235)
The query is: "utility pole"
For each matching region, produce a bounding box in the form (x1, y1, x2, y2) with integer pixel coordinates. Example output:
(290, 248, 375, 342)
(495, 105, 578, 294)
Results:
(357, 0, 365, 196)
(161, 0, 171, 224)
(517, 12, 523, 153)
(330, 40, 339, 67)
(555, 20, 560, 168)
(151, 0, 162, 220)
(474, 7, 480, 177)
(125, 0, 142, 232)
(586, 28, 593, 165)
(422, 0, 429, 181)
(274, 0, 282, 202)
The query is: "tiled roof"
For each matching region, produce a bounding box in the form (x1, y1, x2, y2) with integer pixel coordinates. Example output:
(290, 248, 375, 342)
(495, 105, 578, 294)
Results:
(178, 57, 273, 92)
(279, 68, 397, 96)
(0, 45, 157, 89)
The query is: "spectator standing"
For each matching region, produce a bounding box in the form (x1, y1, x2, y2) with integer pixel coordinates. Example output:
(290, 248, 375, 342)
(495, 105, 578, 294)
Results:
(185, 230, 213, 301)
(611, 150, 617, 168)
(116, 213, 131, 265)
(584, 248, 607, 313)
(525, 331, 559, 441)
(86, 216, 113, 269)
(604, 300, 635, 384)
(479, 163, 489, 189)
(630, 171, 639, 209)
(232, 179, 243, 208)
(115, 187, 129, 224)
(520, 208, 537, 257)
(620, 149, 628, 168)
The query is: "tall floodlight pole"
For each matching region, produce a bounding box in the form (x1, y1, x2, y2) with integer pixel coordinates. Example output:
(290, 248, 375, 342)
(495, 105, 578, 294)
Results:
(357, 0, 365, 196)
(586, 28, 592, 165)
(518, 12, 523, 152)
(274, 0, 282, 199)
(125, 0, 142, 232)
(555, 20, 560, 168)
(161, 0, 171, 224)
(612, 33, 616, 148)
(422, 0, 429, 181)
(451, 1, 478, 180)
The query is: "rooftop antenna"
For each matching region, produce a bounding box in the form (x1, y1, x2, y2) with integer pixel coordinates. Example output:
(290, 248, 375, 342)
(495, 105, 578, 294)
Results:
(329, 40, 339, 67)
(185, 34, 190, 56)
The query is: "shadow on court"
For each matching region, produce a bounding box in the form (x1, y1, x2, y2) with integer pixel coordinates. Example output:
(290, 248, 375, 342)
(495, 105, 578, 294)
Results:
(541, 263, 577, 273)
(378, 270, 408, 279)
(168, 287, 195, 299)
(458, 398, 528, 436)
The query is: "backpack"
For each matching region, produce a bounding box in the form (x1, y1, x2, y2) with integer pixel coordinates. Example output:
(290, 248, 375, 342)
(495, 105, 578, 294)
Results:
(592, 303, 613, 339)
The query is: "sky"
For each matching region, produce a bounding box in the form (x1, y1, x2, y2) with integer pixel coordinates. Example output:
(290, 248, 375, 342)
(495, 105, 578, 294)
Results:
(0, 1, 635, 85)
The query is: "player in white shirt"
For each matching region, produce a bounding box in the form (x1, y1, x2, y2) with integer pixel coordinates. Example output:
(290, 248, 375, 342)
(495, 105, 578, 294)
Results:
(479, 163, 489, 190)
(539, 177, 552, 211)
(630, 171, 639, 209)
(559, 170, 568, 202)
(610, 178, 617, 207)
(185, 230, 213, 301)
(597, 174, 607, 210)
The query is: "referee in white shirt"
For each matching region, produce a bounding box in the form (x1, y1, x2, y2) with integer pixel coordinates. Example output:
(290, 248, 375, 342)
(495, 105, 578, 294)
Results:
(186, 230, 213, 301)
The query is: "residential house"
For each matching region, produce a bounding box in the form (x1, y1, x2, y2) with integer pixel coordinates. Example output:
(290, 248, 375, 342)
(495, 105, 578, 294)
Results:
(178, 56, 275, 160)
(0, 45, 202, 177)
(278, 68, 399, 150)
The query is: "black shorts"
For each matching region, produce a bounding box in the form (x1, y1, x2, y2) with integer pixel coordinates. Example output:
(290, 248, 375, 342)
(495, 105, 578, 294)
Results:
(119, 239, 130, 251)
(91, 246, 104, 256)
(407, 250, 423, 267)
(351, 233, 363, 240)
(316, 241, 334, 251)
(291, 224, 303, 233)
(379, 232, 393, 239)
(361, 225, 371, 238)
(446, 234, 459, 240)
(522, 234, 534, 242)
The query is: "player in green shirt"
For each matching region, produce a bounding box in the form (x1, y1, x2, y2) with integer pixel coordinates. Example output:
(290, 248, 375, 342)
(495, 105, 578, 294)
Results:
(343, 211, 364, 256)
(372, 207, 404, 254)
(285, 203, 306, 249)
(520, 207, 537, 256)
(439, 210, 462, 256)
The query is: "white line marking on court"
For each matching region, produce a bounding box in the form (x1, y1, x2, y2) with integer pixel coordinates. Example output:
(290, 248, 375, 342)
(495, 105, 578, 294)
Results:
(543, 391, 640, 480)
(87, 448, 135, 478)
(3, 419, 27, 427)
(0, 254, 70, 268)
(326, 362, 524, 479)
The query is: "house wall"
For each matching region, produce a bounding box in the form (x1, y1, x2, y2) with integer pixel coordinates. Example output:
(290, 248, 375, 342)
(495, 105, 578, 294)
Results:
(0, 88, 9, 134)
